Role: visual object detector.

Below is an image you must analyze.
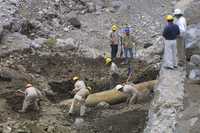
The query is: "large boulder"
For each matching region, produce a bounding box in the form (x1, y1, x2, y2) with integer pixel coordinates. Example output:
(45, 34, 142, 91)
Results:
(68, 18, 81, 29)
(189, 69, 200, 80)
(96, 101, 110, 109)
(190, 54, 200, 66)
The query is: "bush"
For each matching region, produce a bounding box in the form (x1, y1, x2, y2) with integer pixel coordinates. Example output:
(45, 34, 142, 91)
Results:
(44, 37, 57, 47)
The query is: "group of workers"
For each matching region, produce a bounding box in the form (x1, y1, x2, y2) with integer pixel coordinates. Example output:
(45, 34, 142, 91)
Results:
(110, 24, 136, 64)
(67, 76, 139, 116)
(162, 9, 187, 69)
(16, 8, 187, 117)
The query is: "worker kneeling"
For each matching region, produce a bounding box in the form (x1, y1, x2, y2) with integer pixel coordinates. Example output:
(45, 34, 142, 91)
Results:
(115, 84, 138, 105)
(18, 84, 42, 113)
(68, 76, 90, 116)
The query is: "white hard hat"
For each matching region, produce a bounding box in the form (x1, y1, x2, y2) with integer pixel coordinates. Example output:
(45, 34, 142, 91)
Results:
(26, 84, 32, 88)
(174, 9, 183, 15)
(115, 84, 123, 91)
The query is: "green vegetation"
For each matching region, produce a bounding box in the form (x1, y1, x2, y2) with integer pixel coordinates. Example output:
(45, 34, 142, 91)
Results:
(44, 37, 57, 47)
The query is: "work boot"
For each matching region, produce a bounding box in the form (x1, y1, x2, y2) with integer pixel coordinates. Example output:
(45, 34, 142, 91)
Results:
(68, 112, 73, 117)
(174, 65, 178, 69)
(164, 66, 174, 70)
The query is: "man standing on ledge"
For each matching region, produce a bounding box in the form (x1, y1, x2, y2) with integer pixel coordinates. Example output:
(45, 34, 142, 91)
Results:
(174, 9, 187, 66)
(122, 27, 136, 64)
(162, 15, 180, 70)
(110, 24, 120, 59)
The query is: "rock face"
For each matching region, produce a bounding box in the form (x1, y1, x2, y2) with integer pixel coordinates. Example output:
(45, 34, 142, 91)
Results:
(0, 0, 18, 42)
(184, 0, 200, 24)
(0, 0, 181, 133)
(186, 24, 200, 80)
(144, 67, 185, 133)
(185, 23, 200, 59)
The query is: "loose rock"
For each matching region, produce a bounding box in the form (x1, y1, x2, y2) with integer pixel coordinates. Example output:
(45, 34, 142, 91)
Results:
(68, 18, 81, 29)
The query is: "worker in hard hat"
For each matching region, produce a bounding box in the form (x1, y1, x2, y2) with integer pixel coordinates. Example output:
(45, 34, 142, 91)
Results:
(110, 24, 120, 59)
(173, 9, 187, 66)
(18, 84, 42, 113)
(122, 27, 136, 64)
(115, 83, 138, 105)
(162, 15, 180, 69)
(68, 76, 90, 116)
(105, 57, 120, 89)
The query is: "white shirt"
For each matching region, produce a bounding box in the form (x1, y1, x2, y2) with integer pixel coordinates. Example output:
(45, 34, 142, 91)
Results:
(123, 84, 138, 95)
(110, 62, 120, 75)
(73, 80, 86, 92)
(25, 87, 41, 97)
(175, 16, 187, 36)
(73, 80, 89, 98)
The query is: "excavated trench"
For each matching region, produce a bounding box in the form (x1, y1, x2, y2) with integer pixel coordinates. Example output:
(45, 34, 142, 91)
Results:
(0, 48, 159, 132)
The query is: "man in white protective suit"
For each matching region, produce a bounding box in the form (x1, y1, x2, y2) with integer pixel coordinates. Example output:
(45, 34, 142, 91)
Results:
(68, 76, 90, 116)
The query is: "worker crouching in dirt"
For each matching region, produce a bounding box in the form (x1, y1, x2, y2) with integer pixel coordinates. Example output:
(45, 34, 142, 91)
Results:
(115, 84, 138, 105)
(68, 76, 90, 116)
(18, 84, 42, 113)
(105, 57, 120, 89)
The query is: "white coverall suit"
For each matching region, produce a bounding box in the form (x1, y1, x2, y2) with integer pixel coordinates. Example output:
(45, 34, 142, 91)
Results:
(69, 80, 89, 116)
(175, 16, 187, 65)
(21, 87, 42, 112)
(122, 84, 139, 104)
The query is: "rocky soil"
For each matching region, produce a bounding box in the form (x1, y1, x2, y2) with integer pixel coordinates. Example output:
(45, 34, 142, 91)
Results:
(0, 0, 191, 132)
(0, 44, 156, 133)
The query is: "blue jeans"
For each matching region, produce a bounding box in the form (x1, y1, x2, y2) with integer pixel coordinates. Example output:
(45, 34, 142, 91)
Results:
(124, 48, 133, 63)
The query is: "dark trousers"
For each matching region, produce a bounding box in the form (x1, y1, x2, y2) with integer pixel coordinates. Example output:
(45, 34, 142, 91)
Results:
(111, 44, 118, 59)
(110, 73, 120, 89)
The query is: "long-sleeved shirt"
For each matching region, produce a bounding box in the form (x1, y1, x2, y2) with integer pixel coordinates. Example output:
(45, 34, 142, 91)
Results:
(175, 16, 187, 36)
(122, 84, 138, 95)
(162, 22, 180, 40)
(73, 80, 89, 99)
(122, 35, 135, 48)
(25, 87, 42, 97)
(73, 80, 86, 92)
(76, 88, 90, 99)
(110, 62, 120, 75)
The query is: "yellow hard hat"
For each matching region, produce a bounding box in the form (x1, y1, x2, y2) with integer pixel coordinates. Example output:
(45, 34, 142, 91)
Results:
(73, 76, 79, 81)
(105, 58, 112, 64)
(165, 15, 174, 21)
(112, 25, 117, 31)
(26, 84, 32, 88)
